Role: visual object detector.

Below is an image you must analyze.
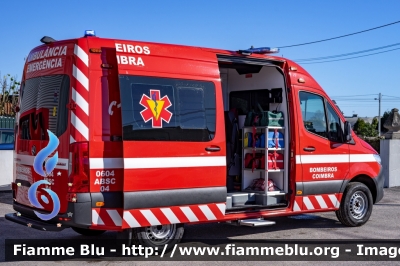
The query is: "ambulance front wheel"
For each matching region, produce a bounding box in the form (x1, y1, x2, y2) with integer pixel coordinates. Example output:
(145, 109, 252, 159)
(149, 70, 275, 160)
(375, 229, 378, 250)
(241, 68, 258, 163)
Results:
(132, 223, 184, 250)
(335, 182, 373, 227)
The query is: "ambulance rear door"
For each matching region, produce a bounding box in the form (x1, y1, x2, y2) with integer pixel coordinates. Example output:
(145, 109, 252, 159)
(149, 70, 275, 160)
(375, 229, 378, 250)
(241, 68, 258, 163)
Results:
(116, 42, 227, 227)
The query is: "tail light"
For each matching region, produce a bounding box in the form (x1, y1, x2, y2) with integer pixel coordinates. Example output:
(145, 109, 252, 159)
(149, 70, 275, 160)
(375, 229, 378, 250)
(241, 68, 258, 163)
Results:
(68, 142, 90, 193)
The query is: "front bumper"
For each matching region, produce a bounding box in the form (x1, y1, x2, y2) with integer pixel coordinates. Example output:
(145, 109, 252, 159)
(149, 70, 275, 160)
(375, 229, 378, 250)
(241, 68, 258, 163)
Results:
(373, 166, 384, 203)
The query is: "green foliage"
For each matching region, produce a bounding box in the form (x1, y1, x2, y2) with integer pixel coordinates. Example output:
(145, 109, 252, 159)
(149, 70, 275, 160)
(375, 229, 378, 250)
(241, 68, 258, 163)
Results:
(353, 118, 378, 137)
(0, 73, 20, 116)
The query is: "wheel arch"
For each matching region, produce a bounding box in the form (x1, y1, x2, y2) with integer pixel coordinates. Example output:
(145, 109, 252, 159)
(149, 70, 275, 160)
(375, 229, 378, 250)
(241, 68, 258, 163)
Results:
(348, 175, 377, 203)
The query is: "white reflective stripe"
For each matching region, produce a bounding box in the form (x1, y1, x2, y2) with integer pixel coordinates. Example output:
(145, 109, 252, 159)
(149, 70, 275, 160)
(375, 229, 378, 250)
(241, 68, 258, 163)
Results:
(72, 87, 89, 115)
(140, 210, 161, 225)
(199, 205, 217, 220)
(303, 197, 314, 210)
(71, 112, 88, 140)
(216, 203, 226, 215)
(298, 155, 348, 164)
(160, 208, 180, 224)
(89, 156, 226, 169)
(180, 207, 199, 222)
(74, 45, 89, 67)
(329, 194, 340, 208)
(72, 65, 89, 91)
(123, 211, 141, 228)
(92, 210, 104, 225)
(89, 158, 124, 169)
(296, 154, 378, 164)
(106, 209, 122, 226)
(315, 195, 328, 209)
(70, 135, 76, 144)
(350, 154, 376, 163)
(293, 201, 301, 211)
(124, 156, 226, 169)
(14, 155, 68, 170)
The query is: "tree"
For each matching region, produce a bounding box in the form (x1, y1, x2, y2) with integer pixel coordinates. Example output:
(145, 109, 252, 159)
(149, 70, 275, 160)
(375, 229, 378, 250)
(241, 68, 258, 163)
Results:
(0, 73, 20, 116)
(353, 118, 378, 137)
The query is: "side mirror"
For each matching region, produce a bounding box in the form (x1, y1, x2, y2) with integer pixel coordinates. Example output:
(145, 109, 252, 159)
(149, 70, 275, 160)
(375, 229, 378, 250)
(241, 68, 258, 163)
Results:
(344, 121, 353, 143)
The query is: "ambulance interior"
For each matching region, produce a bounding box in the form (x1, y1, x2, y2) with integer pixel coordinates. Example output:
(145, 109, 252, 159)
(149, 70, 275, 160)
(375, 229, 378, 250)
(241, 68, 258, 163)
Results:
(218, 59, 289, 211)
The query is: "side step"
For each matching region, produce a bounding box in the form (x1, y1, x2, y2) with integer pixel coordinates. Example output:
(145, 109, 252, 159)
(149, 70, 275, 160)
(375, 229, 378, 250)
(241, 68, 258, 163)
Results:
(239, 218, 276, 227)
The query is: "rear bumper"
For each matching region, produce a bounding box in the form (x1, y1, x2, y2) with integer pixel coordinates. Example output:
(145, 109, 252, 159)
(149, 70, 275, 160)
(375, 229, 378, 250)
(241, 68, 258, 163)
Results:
(373, 167, 384, 203)
(5, 213, 65, 232)
(6, 196, 92, 231)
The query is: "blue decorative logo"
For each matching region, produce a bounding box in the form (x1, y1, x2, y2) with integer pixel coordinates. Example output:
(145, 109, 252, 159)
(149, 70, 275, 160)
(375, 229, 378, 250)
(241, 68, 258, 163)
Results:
(28, 130, 61, 221)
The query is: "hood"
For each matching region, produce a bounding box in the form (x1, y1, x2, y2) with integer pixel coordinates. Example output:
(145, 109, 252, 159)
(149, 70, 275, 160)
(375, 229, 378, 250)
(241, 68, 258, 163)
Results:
(357, 136, 378, 154)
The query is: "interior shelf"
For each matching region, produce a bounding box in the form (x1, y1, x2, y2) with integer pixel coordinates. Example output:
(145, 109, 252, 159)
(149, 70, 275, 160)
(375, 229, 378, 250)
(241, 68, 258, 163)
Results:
(243, 147, 285, 150)
(267, 191, 286, 196)
(242, 125, 287, 198)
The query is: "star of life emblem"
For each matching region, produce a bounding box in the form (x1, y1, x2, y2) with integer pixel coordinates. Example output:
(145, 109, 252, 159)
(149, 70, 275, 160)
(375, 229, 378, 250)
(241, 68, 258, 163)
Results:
(139, 90, 172, 128)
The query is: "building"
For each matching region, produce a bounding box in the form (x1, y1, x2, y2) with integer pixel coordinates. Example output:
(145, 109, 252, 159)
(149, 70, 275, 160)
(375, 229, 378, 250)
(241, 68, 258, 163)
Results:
(344, 114, 378, 128)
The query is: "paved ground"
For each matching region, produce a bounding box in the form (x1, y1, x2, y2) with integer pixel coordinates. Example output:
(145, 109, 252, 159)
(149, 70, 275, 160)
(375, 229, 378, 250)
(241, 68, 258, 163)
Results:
(1, 187, 400, 265)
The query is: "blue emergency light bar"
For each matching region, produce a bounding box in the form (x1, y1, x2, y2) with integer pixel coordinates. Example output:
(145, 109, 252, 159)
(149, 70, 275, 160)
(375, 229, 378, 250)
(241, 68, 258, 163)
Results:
(84, 30, 96, 37)
(238, 47, 279, 56)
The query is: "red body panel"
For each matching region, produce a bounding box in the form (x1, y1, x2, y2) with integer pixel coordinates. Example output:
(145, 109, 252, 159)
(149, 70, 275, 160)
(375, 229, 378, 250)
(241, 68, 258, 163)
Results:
(15, 41, 76, 213)
(13, 36, 381, 230)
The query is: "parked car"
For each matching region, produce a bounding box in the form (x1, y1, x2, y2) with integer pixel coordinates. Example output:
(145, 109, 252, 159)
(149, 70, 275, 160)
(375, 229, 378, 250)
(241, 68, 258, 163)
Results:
(0, 128, 14, 150)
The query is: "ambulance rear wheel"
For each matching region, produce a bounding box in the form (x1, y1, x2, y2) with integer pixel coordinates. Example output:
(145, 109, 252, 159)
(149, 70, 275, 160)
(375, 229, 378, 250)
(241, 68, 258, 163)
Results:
(335, 182, 373, 227)
(71, 227, 106, 236)
(132, 223, 184, 250)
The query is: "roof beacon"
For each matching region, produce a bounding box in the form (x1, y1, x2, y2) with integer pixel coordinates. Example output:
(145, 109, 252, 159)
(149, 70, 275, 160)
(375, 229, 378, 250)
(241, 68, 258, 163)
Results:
(84, 30, 96, 37)
(238, 47, 279, 56)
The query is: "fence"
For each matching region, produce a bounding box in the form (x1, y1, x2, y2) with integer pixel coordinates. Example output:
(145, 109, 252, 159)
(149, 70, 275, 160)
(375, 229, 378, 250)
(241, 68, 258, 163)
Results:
(0, 116, 15, 129)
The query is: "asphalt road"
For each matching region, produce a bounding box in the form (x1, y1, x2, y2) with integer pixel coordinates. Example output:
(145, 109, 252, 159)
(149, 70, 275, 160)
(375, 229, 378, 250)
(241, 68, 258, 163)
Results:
(1, 187, 400, 265)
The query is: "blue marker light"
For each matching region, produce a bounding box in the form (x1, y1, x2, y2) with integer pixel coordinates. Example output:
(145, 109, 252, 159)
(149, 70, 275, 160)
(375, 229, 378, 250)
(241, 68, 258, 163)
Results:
(238, 47, 280, 56)
(84, 30, 96, 37)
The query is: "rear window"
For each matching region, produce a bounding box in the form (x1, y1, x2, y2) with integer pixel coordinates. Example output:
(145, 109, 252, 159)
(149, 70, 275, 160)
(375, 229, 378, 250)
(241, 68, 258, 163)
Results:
(119, 75, 216, 141)
(19, 75, 70, 140)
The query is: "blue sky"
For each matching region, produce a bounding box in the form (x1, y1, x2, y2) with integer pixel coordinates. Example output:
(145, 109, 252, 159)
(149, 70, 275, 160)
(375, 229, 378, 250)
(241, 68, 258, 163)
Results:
(1, 0, 399, 117)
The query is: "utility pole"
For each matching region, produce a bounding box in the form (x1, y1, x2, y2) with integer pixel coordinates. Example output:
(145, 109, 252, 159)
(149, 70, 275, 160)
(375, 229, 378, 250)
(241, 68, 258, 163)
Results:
(378, 93, 382, 137)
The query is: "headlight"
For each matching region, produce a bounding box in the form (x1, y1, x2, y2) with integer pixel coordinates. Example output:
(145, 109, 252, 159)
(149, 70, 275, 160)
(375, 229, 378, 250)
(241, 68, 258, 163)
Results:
(373, 154, 381, 165)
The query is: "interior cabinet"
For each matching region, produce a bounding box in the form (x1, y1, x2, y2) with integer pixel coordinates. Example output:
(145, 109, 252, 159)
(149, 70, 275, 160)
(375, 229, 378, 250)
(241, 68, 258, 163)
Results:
(242, 126, 286, 196)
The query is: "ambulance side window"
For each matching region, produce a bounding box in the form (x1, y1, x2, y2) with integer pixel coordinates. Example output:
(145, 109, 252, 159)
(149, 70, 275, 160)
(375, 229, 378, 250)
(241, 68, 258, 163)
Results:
(326, 103, 342, 142)
(299, 92, 327, 138)
(119, 75, 216, 142)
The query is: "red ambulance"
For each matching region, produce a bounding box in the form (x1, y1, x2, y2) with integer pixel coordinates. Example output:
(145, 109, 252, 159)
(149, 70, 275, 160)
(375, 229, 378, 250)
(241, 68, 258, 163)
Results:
(6, 31, 384, 248)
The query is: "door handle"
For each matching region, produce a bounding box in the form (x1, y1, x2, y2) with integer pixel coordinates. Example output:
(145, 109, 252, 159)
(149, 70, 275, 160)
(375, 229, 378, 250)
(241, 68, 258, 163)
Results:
(303, 146, 316, 152)
(205, 146, 221, 152)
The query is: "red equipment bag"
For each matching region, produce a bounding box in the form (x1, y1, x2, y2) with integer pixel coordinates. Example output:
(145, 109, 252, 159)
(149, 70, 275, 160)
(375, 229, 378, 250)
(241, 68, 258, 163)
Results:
(267, 152, 284, 170)
(245, 178, 265, 191)
(244, 153, 265, 171)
